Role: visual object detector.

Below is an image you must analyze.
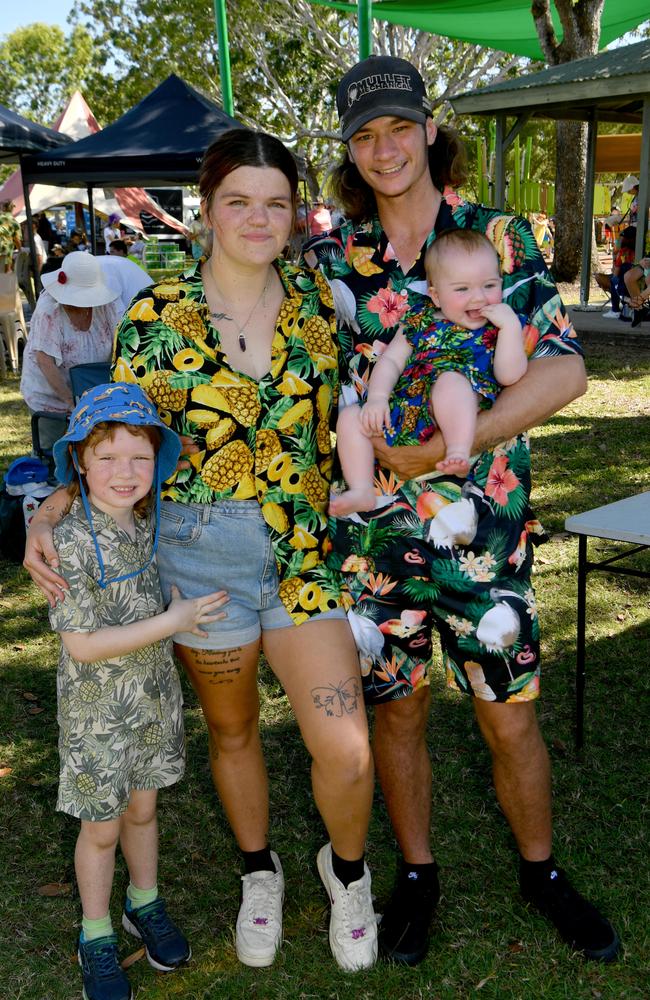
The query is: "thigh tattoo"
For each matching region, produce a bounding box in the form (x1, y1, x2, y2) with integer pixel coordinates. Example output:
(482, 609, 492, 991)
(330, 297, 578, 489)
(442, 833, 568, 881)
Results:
(310, 677, 361, 718)
(193, 648, 243, 685)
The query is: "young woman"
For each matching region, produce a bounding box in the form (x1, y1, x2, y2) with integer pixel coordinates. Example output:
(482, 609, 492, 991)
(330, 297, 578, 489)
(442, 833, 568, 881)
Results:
(24, 129, 377, 974)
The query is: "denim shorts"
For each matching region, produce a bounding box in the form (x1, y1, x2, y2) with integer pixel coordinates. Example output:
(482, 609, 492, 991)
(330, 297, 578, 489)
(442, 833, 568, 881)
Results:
(156, 499, 345, 650)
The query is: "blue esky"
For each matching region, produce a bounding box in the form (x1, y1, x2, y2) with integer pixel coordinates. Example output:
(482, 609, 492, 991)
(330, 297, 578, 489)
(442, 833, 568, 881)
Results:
(2, 0, 76, 37)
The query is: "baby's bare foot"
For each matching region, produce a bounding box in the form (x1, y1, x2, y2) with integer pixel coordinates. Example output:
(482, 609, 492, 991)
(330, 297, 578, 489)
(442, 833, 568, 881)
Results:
(329, 487, 377, 516)
(435, 454, 470, 477)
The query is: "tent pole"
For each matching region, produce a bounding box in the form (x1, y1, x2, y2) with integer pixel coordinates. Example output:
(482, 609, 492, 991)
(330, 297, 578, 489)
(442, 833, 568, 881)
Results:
(358, 0, 372, 59)
(20, 159, 41, 301)
(88, 185, 97, 255)
(213, 0, 234, 116)
(579, 112, 597, 307)
(635, 96, 650, 262)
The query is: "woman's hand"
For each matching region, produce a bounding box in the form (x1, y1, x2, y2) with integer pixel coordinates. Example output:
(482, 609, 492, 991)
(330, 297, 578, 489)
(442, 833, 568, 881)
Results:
(23, 488, 70, 606)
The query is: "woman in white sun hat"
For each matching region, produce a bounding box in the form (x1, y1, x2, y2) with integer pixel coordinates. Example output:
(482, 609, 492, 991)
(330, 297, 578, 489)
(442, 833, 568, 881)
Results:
(20, 252, 122, 450)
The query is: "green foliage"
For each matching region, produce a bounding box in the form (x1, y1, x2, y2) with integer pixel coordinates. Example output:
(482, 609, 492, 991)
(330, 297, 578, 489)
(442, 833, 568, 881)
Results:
(0, 22, 101, 124)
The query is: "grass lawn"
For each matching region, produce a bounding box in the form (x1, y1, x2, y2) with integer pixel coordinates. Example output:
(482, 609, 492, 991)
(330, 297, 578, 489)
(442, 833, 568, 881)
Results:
(1, 341, 649, 1000)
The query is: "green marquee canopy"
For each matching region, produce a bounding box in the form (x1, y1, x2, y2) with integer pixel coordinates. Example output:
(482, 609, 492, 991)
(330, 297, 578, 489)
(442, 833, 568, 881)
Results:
(308, 1, 650, 61)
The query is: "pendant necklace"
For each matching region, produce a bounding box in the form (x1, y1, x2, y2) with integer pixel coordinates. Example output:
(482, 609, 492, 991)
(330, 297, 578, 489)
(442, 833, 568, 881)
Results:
(209, 269, 270, 352)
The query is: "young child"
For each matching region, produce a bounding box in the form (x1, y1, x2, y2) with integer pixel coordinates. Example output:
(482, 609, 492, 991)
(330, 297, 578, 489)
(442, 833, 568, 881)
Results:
(49, 383, 228, 1000)
(330, 230, 528, 516)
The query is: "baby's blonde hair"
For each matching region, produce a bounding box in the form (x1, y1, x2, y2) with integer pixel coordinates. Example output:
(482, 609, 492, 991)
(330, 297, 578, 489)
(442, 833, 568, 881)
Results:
(425, 229, 500, 284)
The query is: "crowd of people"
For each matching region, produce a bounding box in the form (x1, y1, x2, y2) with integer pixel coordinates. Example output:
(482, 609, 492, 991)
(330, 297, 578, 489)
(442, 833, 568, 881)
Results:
(2, 54, 625, 1000)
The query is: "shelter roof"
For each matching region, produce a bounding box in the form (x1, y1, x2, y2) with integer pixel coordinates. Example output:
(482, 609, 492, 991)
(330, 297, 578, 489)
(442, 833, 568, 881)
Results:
(309, 0, 649, 62)
(0, 104, 71, 163)
(21, 74, 241, 187)
(450, 39, 650, 123)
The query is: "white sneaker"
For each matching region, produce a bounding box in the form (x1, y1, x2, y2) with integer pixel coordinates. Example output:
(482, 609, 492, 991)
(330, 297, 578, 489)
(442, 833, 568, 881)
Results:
(235, 852, 284, 967)
(316, 843, 378, 971)
(602, 309, 620, 319)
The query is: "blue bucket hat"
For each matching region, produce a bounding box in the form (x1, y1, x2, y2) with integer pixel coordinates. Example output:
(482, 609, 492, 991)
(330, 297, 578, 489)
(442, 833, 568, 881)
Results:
(52, 382, 182, 588)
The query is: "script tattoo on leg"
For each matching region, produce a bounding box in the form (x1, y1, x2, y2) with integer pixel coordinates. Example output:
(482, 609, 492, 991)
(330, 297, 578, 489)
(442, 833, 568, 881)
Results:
(310, 677, 361, 717)
(195, 648, 243, 685)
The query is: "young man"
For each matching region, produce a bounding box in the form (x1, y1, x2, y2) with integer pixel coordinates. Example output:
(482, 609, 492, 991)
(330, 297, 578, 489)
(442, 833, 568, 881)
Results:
(304, 55, 619, 967)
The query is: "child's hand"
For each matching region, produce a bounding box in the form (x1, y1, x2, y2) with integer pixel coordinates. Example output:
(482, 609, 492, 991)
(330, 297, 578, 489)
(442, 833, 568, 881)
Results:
(480, 302, 519, 330)
(360, 397, 391, 436)
(167, 584, 229, 637)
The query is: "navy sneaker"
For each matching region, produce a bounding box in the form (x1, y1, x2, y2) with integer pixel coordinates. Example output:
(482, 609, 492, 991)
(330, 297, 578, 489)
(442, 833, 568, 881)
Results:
(379, 864, 440, 966)
(77, 934, 132, 1000)
(521, 865, 620, 962)
(122, 897, 191, 971)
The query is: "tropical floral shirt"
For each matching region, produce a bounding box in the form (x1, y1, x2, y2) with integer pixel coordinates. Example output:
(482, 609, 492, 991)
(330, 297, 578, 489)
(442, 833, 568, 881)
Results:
(303, 190, 583, 577)
(112, 259, 343, 624)
(0, 209, 20, 261)
(50, 502, 185, 739)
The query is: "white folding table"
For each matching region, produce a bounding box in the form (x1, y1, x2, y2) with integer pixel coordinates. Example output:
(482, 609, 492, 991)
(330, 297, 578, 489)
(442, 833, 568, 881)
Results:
(565, 492, 650, 749)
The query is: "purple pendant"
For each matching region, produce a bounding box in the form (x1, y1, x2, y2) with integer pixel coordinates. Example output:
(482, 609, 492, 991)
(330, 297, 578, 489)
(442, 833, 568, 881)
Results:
(238, 334, 246, 352)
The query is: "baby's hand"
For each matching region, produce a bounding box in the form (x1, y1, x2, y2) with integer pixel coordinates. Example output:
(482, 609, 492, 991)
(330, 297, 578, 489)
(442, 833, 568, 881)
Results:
(360, 397, 391, 436)
(167, 584, 229, 637)
(480, 302, 519, 329)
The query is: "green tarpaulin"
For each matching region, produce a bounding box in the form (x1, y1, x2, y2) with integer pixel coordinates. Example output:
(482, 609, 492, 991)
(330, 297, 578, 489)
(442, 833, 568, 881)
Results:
(308, 1, 650, 61)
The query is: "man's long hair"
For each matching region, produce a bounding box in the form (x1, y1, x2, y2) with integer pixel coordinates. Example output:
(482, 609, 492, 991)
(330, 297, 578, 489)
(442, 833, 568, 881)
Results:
(330, 125, 468, 225)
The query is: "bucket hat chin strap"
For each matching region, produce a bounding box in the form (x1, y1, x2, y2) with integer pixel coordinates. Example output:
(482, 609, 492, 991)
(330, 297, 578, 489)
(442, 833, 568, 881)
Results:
(72, 447, 162, 590)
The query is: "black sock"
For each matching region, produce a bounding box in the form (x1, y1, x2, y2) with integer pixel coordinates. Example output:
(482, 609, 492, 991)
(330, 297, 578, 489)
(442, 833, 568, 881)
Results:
(519, 854, 556, 890)
(242, 846, 276, 875)
(398, 860, 439, 894)
(331, 848, 364, 888)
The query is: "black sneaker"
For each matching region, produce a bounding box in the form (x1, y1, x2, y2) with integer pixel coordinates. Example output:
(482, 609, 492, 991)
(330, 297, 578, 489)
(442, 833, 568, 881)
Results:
(378, 864, 440, 966)
(521, 866, 620, 962)
(122, 897, 191, 971)
(77, 934, 132, 1000)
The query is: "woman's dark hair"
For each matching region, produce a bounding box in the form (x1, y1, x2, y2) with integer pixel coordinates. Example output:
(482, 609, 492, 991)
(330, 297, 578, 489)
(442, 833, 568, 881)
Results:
(199, 129, 299, 211)
(330, 124, 468, 224)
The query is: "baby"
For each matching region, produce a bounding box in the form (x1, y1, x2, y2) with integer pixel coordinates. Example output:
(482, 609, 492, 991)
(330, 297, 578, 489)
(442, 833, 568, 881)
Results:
(331, 229, 528, 516)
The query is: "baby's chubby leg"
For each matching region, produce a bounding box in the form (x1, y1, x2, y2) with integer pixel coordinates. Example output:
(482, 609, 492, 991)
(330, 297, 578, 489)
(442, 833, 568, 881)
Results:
(431, 371, 478, 477)
(330, 405, 377, 516)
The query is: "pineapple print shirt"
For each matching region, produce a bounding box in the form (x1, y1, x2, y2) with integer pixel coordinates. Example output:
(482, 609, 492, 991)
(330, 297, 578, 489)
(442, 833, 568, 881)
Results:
(303, 190, 584, 577)
(50, 501, 185, 739)
(112, 259, 343, 625)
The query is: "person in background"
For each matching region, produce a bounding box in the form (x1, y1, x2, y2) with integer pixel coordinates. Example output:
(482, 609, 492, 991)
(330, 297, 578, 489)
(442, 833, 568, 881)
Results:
(41, 243, 67, 277)
(103, 213, 121, 252)
(621, 175, 639, 225)
(596, 225, 636, 320)
(20, 253, 122, 448)
(304, 54, 618, 968)
(307, 200, 333, 237)
(0, 199, 21, 272)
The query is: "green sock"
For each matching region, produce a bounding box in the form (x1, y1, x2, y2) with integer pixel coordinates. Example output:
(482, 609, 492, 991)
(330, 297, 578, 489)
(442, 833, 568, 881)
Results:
(126, 882, 158, 909)
(81, 914, 113, 942)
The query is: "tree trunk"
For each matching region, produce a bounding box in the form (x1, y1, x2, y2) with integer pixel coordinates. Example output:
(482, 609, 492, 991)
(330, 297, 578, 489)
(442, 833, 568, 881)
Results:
(551, 120, 587, 281)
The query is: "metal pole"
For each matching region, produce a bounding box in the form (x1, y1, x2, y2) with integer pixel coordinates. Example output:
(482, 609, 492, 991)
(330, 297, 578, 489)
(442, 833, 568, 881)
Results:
(20, 161, 41, 302)
(575, 534, 587, 752)
(579, 113, 597, 306)
(213, 0, 234, 116)
(635, 96, 650, 262)
(88, 185, 97, 255)
(358, 0, 372, 59)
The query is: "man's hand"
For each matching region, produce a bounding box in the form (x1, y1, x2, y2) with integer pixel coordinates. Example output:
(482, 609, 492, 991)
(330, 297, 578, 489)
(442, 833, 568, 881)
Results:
(372, 431, 446, 480)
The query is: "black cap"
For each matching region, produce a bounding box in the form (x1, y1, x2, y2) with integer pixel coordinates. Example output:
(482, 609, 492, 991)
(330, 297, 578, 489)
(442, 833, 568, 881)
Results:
(337, 55, 432, 142)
